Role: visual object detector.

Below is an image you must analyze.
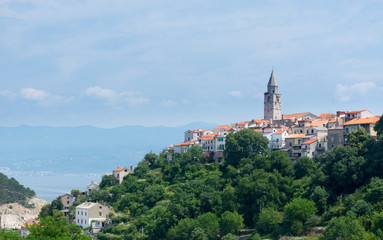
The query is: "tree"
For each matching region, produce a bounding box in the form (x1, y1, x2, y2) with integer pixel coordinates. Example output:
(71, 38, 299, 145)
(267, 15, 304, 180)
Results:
(284, 198, 317, 235)
(26, 215, 92, 240)
(374, 115, 383, 137)
(347, 127, 371, 153)
(190, 227, 208, 240)
(256, 207, 282, 236)
(99, 174, 118, 189)
(0, 229, 22, 239)
(310, 186, 329, 213)
(168, 218, 198, 240)
(196, 212, 219, 240)
(371, 211, 383, 238)
(220, 211, 244, 236)
(224, 129, 269, 167)
(294, 157, 317, 179)
(320, 212, 366, 240)
(270, 150, 294, 177)
(142, 184, 165, 208)
(221, 233, 238, 240)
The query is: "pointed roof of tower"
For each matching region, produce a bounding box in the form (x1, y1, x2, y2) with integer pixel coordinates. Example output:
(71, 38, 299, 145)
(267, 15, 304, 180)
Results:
(268, 70, 278, 87)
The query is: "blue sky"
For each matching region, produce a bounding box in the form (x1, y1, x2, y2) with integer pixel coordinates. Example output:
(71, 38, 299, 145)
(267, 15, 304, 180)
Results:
(1, 0, 382, 127)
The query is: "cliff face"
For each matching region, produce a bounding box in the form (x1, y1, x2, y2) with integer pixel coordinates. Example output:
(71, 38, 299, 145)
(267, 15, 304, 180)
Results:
(0, 197, 48, 229)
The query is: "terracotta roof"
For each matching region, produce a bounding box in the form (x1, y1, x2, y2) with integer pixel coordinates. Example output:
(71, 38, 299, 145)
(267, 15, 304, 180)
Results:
(253, 129, 262, 132)
(320, 113, 335, 119)
(59, 193, 70, 198)
(344, 116, 380, 126)
(285, 134, 307, 139)
(283, 112, 311, 119)
(113, 167, 127, 172)
(347, 110, 366, 114)
(214, 125, 231, 130)
(174, 141, 194, 147)
(236, 122, 249, 126)
(309, 119, 328, 127)
(273, 130, 285, 135)
(302, 139, 318, 145)
(263, 132, 272, 136)
(25, 218, 35, 223)
(252, 119, 262, 124)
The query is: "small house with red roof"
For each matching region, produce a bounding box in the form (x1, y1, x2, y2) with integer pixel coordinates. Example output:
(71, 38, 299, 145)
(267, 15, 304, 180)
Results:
(345, 110, 373, 122)
(57, 193, 73, 216)
(344, 116, 381, 139)
(113, 166, 133, 184)
(21, 218, 38, 238)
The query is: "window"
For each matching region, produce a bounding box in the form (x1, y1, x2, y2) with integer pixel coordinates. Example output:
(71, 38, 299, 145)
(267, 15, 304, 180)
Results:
(67, 201, 69, 204)
(311, 129, 314, 134)
(99, 212, 102, 217)
(85, 220, 87, 224)
(77, 219, 79, 223)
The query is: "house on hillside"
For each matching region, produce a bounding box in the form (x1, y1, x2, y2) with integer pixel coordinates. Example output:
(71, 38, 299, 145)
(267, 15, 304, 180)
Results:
(345, 110, 373, 122)
(344, 116, 381, 142)
(113, 166, 133, 184)
(87, 181, 100, 193)
(21, 218, 38, 238)
(75, 202, 110, 233)
(57, 193, 73, 216)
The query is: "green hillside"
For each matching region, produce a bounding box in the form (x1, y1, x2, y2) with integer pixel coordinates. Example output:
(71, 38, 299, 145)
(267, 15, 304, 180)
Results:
(0, 173, 35, 205)
(34, 114, 383, 239)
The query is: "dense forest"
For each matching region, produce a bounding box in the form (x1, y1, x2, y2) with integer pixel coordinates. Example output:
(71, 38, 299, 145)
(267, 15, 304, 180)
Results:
(14, 115, 383, 239)
(0, 172, 35, 206)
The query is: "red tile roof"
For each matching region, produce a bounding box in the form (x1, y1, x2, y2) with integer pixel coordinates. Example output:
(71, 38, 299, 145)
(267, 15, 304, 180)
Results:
(285, 134, 307, 139)
(236, 122, 249, 126)
(344, 116, 380, 126)
(302, 139, 318, 145)
(320, 113, 335, 119)
(273, 130, 285, 135)
(214, 125, 231, 130)
(59, 193, 70, 198)
(113, 167, 127, 172)
(283, 112, 311, 119)
(25, 218, 35, 223)
(347, 110, 366, 114)
(309, 119, 328, 127)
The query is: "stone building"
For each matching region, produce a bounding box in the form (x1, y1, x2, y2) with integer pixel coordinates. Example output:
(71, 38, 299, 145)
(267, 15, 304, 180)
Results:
(264, 70, 282, 122)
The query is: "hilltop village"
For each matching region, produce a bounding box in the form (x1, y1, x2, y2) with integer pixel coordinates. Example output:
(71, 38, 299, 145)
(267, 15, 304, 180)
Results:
(168, 71, 381, 162)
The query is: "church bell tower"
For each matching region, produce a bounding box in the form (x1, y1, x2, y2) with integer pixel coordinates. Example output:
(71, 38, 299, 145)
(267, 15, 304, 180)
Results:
(264, 70, 282, 121)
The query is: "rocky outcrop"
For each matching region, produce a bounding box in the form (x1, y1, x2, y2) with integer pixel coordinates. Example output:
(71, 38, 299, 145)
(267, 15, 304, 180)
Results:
(0, 197, 48, 229)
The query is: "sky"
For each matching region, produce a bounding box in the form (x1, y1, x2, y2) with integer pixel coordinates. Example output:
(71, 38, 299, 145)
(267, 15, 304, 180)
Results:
(1, 0, 383, 128)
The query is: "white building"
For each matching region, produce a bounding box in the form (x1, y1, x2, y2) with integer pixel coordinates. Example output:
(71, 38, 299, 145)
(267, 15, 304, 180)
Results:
(113, 166, 133, 184)
(75, 202, 110, 230)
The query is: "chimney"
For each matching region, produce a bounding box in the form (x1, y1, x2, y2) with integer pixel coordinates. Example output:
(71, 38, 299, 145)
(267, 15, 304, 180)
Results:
(130, 166, 133, 171)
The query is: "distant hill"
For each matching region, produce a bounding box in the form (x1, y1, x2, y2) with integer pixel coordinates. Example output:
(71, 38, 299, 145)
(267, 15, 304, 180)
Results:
(0, 172, 35, 205)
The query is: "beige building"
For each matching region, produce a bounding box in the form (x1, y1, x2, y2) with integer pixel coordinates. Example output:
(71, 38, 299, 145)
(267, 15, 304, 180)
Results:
(75, 202, 110, 231)
(344, 116, 381, 141)
(57, 193, 73, 216)
(113, 166, 133, 184)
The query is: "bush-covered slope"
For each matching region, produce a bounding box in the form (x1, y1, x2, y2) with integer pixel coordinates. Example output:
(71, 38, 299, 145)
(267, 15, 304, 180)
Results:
(0, 172, 35, 205)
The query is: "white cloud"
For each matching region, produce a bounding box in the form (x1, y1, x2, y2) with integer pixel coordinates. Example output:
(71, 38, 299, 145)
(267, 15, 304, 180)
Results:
(20, 88, 72, 106)
(20, 87, 49, 101)
(0, 90, 17, 99)
(160, 99, 178, 108)
(85, 86, 149, 107)
(230, 90, 243, 98)
(336, 82, 382, 102)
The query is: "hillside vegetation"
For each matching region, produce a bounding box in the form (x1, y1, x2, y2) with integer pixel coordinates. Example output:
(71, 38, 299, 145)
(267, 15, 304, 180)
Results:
(28, 114, 383, 239)
(0, 172, 35, 206)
